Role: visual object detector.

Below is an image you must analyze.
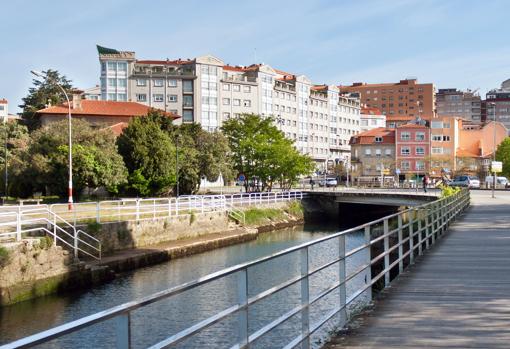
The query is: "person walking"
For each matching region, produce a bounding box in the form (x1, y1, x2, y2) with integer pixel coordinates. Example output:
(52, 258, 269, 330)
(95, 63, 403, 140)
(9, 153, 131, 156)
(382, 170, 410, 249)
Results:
(423, 174, 429, 193)
(309, 178, 315, 190)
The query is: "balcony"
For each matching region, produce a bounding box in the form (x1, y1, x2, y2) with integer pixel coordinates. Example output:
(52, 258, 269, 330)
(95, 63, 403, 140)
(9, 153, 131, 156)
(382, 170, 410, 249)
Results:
(274, 81, 296, 92)
(222, 75, 258, 84)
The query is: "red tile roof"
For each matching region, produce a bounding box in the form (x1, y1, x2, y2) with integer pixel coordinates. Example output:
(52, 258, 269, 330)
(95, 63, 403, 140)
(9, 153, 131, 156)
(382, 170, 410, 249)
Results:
(361, 106, 382, 115)
(397, 123, 428, 129)
(386, 115, 416, 122)
(350, 128, 395, 145)
(223, 65, 248, 72)
(109, 122, 129, 136)
(0, 99, 7, 104)
(37, 100, 180, 119)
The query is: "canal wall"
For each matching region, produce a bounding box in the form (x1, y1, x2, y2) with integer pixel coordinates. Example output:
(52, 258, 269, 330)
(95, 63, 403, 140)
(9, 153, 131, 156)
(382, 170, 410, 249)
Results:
(0, 201, 307, 306)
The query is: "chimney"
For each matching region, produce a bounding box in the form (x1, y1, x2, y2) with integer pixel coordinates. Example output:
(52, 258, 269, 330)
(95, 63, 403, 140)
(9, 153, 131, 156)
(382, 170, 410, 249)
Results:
(72, 94, 82, 110)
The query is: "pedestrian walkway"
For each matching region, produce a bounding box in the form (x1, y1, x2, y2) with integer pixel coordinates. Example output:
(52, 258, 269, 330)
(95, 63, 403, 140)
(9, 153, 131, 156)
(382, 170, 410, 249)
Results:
(327, 191, 510, 349)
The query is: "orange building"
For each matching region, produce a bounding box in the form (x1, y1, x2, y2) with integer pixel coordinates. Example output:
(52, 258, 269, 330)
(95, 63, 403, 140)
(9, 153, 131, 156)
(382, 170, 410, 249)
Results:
(339, 78, 436, 123)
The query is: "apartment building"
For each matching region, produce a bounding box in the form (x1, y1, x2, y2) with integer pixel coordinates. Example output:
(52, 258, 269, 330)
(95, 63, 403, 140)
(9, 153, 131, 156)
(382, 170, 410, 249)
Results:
(0, 99, 20, 122)
(349, 128, 395, 177)
(436, 88, 481, 122)
(360, 106, 386, 132)
(484, 79, 510, 133)
(339, 78, 436, 125)
(395, 124, 430, 179)
(97, 45, 360, 168)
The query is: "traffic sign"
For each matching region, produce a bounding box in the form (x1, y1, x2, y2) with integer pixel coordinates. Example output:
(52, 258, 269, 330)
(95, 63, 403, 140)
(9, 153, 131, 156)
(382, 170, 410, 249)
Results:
(383, 169, 390, 175)
(238, 174, 246, 181)
(395, 168, 401, 175)
(491, 161, 503, 173)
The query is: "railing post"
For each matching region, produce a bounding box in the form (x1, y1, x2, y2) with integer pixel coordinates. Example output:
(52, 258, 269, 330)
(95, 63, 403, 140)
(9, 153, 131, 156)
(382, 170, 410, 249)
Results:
(153, 199, 156, 220)
(397, 214, 403, 274)
(383, 219, 390, 287)
(300, 247, 310, 349)
(409, 209, 415, 264)
(168, 199, 172, 218)
(73, 228, 78, 260)
(53, 214, 57, 246)
(425, 207, 430, 249)
(338, 235, 347, 328)
(115, 313, 131, 349)
(237, 269, 249, 348)
(96, 202, 100, 223)
(16, 208, 21, 242)
(364, 225, 372, 301)
(135, 199, 140, 222)
(201, 196, 204, 214)
(417, 211, 423, 256)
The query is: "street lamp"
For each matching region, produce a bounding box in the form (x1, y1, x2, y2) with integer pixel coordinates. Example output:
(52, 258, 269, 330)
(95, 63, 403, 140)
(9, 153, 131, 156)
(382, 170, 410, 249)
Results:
(490, 102, 497, 198)
(31, 70, 73, 210)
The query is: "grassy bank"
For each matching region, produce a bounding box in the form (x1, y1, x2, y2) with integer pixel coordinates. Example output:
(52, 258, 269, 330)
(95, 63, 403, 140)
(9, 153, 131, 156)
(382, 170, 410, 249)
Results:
(243, 201, 304, 226)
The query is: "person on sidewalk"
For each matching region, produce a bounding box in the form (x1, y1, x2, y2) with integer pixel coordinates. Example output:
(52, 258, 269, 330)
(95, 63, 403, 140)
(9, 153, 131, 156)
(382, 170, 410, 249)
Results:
(423, 174, 430, 193)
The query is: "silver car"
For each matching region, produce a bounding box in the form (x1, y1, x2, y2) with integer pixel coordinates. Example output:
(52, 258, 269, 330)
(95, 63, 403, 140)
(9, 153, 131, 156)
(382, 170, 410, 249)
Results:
(449, 175, 480, 189)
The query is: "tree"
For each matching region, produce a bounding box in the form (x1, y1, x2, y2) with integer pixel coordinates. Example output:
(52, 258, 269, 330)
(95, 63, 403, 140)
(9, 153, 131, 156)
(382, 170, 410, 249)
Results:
(21, 119, 128, 198)
(0, 121, 30, 197)
(222, 114, 314, 191)
(19, 70, 75, 131)
(496, 137, 510, 178)
(117, 113, 177, 196)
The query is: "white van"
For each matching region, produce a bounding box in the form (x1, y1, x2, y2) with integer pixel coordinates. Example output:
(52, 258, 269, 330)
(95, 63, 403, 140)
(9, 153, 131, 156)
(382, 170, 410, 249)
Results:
(485, 176, 509, 188)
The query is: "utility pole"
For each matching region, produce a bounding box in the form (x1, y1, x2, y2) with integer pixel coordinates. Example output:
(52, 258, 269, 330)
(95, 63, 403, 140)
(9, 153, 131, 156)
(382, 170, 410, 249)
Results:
(490, 102, 497, 198)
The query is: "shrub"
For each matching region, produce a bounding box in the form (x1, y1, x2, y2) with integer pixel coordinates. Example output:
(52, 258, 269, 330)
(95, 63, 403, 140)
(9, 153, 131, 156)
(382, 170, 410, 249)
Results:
(189, 211, 196, 225)
(86, 222, 102, 234)
(0, 246, 10, 267)
(244, 208, 285, 226)
(286, 201, 304, 218)
(439, 184, 461, 198)
(38, 236, 54, 249)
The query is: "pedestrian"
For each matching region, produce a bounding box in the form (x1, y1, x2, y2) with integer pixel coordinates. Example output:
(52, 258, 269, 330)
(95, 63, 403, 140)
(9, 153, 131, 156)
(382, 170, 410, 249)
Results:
(423, 174, 429, 193)
(309, 178, 315, 190)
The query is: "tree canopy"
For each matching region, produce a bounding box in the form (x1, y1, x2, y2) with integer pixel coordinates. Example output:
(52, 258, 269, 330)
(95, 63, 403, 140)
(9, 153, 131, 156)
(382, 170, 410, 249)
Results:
(19, 69, 75, 131)
(496, 137, 510, 178)
(221, 113, 314, 191)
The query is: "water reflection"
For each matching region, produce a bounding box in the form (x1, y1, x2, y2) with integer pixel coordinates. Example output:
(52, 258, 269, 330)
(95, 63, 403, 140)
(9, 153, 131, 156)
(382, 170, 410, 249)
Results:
(0, 224, 369, 348)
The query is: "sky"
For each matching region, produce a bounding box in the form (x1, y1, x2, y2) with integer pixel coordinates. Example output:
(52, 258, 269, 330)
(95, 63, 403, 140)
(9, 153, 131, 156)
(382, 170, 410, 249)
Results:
(1, 0, 510, 113)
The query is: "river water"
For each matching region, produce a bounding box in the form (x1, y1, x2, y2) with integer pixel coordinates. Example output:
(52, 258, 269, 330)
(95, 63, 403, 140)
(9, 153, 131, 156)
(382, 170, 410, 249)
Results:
(0, 223, 369, 348)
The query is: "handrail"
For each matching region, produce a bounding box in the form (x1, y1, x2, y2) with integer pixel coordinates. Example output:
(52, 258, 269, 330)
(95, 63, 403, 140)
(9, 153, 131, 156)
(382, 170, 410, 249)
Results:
(1, 189, 470, 349)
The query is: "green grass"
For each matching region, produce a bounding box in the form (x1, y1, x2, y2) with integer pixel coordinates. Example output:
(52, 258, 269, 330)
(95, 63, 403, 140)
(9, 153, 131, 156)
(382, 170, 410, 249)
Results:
(0, 246, 10, 267)
(244, 208, 285, 226)
(285, 201, 304, 218)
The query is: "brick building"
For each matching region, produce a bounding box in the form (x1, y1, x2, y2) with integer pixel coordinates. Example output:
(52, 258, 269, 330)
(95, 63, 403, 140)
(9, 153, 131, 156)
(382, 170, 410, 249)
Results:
(395, 124, 430, 179)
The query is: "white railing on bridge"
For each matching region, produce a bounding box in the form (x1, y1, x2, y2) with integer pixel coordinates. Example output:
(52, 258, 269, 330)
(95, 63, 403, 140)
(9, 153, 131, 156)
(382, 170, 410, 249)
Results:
(1, 190, 470, 349)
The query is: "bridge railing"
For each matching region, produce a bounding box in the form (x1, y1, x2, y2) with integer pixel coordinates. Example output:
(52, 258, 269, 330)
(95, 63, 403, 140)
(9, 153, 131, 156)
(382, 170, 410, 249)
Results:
(3, 189, 470, 349)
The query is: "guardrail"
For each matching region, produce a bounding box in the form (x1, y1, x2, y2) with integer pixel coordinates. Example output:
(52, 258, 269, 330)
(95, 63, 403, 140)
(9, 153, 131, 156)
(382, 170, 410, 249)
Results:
(0, 207, 101, 260)
(1, 189, 470, 349)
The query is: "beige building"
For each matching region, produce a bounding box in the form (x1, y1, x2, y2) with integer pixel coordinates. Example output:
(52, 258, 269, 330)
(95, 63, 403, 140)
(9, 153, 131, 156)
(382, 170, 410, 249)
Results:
(97, 45, 361, 168)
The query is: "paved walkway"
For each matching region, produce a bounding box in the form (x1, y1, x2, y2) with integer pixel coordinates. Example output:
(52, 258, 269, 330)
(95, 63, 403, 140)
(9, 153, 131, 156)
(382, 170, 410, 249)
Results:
(327, 191, 510, 349)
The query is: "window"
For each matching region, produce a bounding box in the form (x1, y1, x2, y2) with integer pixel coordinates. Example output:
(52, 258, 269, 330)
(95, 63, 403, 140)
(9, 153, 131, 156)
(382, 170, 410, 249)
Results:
(154, 79, 164, 87)
(375, 148, 382, 156)
(243, 86, 251, 93)
(401, 147, 410, 155)
(183, 80, 193, 93)
(117, 79, 127, 88)
(365, 149, 372, 156)
(136, 94, 147, 102)
(443, 135, 451, 141)
(107, 93, 116, 101)
(107, 78, 116, 87)
(136, 79, 147, 86)
(401, 161, 410, 170)
(183, 110, 193, 122)
(223, 112, 231, 119)
(401, 132, 411, 140)
(117, 93, 127, 101)
(223, 84, 230, 91)
(233, 85, 241, 92)
(107, 62, 116, 71)
(233, 99, 241, 106)
(431, 121, 443, 129)
(375, 136, 383, 142)
(168, 95, 178, 103)
(432, 134, 442, 141)
(385, 148, 392, 156)
(416, 147, 425, 155)
(223, 98, 230, 105)
(153, 94, 164, 102)
(415, 132, 425, 141)
(183, 95, 193, 107)
(432, 147, 443, 154)
(243, 100, 251, 107)
(117, 62, 127, 71)
(416, 161, 425, 170)
(168, 79, 177, 87)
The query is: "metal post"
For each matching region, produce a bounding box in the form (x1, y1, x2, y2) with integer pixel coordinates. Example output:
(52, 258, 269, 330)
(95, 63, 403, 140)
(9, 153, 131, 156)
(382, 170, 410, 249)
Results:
(237, 269, 248, 347)
(135, 199, 140, 221)
(397, 214, 403, 273)
(16, 208, 21, 241)
(115, 313, 131, 349)
(300, 248, 310, 349)
(491, 102, 497, 199)
(73, 228, 78, 259)
(417, 212, 423, 256)
(96, 202, 100, 223)
(338, 235, 347, 328)
(383, 219, 390, 287)
(53, 214, 57, 246)
(364, 225, 372, 301)
(425, 208, 430, 249)
(409, 210, 415, 264)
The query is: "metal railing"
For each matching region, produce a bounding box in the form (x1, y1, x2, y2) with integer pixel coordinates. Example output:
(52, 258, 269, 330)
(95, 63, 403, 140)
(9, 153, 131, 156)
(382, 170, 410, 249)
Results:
(45, 192, 304, 226)
(2, 190, 470, 349)
(0, 207, 101, 260)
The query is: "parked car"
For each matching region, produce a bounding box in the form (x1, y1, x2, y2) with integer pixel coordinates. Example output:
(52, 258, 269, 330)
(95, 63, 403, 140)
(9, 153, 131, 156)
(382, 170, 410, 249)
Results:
(449, 175, 480, 189)
(319, 177, 338, 187)
(484, 176, 509, 188)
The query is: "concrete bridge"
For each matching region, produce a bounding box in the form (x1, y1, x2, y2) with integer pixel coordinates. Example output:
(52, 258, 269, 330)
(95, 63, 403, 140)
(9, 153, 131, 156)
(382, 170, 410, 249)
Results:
(326, 190, 510, 349)
(307, 188, 438, 206)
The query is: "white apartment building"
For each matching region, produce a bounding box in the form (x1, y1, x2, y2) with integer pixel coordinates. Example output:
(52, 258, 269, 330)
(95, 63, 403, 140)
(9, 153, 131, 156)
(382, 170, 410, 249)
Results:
(360, 106, 386, 132)
(0, 99, 20, 122)
(97, 46, 360, 168)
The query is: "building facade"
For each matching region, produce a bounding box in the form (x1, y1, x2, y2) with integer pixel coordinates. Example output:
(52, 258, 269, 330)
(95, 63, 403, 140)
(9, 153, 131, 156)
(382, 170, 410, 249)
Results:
(0, 99, 20, 122)
(436, 88, 481, 122)
(360, 106, 386, 132)
(339, 78, 436, 123)
(97, 45, 361, 168)
(395, 124, 430, 179)
(484, 79, 510, 134)
(350, 128, 395, 177)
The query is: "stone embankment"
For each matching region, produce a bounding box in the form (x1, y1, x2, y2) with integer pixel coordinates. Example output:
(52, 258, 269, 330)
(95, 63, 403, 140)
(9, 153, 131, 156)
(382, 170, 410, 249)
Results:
(0, 201, 306, 305)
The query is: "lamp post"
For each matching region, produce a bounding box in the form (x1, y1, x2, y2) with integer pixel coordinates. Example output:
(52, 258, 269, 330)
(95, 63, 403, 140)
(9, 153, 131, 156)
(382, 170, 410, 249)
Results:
(31, 70, 73, 209)
(175, 133, 180, 197)
(490, 102, 497, 198)
(3, 118, 7, 203)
